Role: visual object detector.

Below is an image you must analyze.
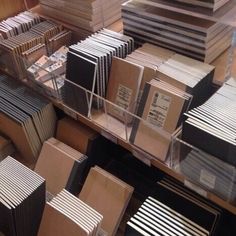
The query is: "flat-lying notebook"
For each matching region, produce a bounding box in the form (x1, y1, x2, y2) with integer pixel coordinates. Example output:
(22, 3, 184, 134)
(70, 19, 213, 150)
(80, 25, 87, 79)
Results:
(0, 156, 46, 236)
(0, 135, 15, 161)
(182, 79, 236, 166)
(0, 75, 57, 164)
(106, 57, 144, 123)
(130, 79, 191, 161)
(35, 137, 88, 195)
(38, 189, 103, 236)
(79, 166, 134, 236)
(122, 0, 233, 63)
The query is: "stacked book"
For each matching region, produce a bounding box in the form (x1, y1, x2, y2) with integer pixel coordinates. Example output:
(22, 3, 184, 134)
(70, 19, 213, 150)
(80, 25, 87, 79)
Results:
(176, 148, 236, 202)
(122, 0, 233, 63)
(182, 77, 236, 167)
(126, 178, 221, 235)
(0, 75, 57, 164)
(35, 137, 88, 195)
(0, 11, 40, 39)
(39, 0, 122, 33)
(0, 156, 46, 236)
(38, 189, 103, 236)
(63, 29, 134, 116)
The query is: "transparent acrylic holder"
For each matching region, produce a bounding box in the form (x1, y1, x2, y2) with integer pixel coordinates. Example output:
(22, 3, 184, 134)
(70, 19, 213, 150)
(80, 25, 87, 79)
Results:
(171, 129, 236, 204)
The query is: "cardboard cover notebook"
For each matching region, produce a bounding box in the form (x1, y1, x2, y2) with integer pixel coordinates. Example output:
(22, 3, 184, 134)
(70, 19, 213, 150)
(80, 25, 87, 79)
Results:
(106, 57, 144, 123)
(79, 166, 134, 236)
(38, 189, 103, 236)
(0, 156, 46, 236)
(35, 137, 88, 195)
(130, 79, 191, 161)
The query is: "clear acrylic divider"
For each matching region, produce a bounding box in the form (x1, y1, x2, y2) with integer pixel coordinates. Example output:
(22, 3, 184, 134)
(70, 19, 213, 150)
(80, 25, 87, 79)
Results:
(171, 129, 236, 204)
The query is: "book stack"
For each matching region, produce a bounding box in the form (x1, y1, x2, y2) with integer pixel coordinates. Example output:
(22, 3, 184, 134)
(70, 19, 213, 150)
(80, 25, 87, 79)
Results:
(79, 166, 134, 236)
(0, 19, 69, 79)
(63, 29, 134, 116)
(0, 75, 57, 164)
(122, 0, 233, 63)
(182, 77, 236, 167)
(0, 11, 40, 39)
(126, 179, 221, 235)
(0, 156, 46, 236)
(38, 189, 103, 236)
(0, 135, 15, 161)
(130, 79, 192, 162)
(39, 0, 122, 33)
(35, 137, 88, 195)
(176, 148, 236, 202)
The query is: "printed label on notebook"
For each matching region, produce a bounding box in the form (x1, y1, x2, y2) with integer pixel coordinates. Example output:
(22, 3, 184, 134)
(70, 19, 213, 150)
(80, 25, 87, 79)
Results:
(113, 84, 133, 117)
(147, 92, 171, 128)
(200, 169, 216, 189)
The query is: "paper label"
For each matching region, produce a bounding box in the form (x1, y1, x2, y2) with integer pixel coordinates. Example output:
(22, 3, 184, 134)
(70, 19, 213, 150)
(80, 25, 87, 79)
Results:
(132, 148, 152, 166)
(114, 84, 132, 117)
(101, 130, 118, 144)
(184, 180, 207, 198)
(147, 92, 171, 128)
(63, 106, 77, 120)
(200, 169, 216, 189)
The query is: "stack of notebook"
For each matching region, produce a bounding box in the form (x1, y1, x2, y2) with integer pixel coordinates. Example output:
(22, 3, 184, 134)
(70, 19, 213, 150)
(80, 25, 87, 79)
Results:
(38, 189, 103, 236)
(0, 135, 15, 161)
(0, 11, 40, 39)
(0, 156, 46, 236)
(176, 148, 236, 202)
(122, 0, 233, 63)
(126, 178, 221, 235)
(39, 0, 122, 33)
(63, 29, 134, 116)
(0, 19, 69, 79)
(130, 79, 192, 162)
(0, 75, 57, 164)
(35, 137, 88, 195)
(79, 166, 134, 236)
(182, 77, 236, 167)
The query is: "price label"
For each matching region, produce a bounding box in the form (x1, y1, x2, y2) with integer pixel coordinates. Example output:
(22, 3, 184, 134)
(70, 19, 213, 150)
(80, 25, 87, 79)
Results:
(184, 180, 207, 198)
(101, 130, 118, 144)
(132, 148, 152, 166)
(63, 106, 77, 120)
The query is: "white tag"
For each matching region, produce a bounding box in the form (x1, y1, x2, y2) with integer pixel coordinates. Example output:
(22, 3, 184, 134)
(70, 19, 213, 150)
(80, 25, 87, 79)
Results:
(63, 106, 77, 120)
(101, 130, 118, 144)
(184, 180, 207, 198)
(147, 92, 171, 128)
(132, 148, 152, 166)
(113, 84, 133, 117)
(200, 169, 216, 189)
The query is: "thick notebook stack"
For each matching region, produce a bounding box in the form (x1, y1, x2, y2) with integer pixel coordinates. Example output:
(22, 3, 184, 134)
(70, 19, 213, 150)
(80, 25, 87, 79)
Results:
(0, 75, 57, 164)
(0, 156, 46, 236)
(122, 0, 233, 63)
(130, 79, 192, 162)
(0, 135, 15, 161)
(0, 19, 69, 79)
(177, 148, 236, 202)
(39, 0, 122, 33)
(35, 137, 88, 195)
(38, 189, 103, 236)
(63, 29, 134, 116)
(126, 178, 221, 235)
(0, 11, 40, 39)
(182, 77, 236, 166)
(79, 166, 134, 236)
